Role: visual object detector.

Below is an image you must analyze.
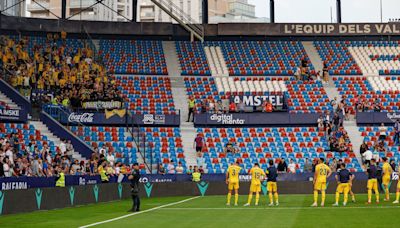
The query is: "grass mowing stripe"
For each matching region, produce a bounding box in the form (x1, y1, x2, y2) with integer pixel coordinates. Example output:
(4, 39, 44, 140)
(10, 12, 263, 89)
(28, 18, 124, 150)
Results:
(161, 205, 400, 210)
(78, 196, 200, 228)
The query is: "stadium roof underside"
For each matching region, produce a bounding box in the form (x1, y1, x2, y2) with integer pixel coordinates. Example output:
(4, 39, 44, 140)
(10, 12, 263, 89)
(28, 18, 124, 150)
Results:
(1, 15, 400, 41)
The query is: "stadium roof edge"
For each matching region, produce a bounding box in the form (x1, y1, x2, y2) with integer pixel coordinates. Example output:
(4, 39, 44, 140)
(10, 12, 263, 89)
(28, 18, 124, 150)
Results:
(1, 16, 400, 41)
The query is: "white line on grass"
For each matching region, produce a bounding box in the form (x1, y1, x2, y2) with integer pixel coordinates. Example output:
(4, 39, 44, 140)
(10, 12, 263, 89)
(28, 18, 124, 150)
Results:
(161, 205, 400, 210)
(78, 196, 200, 228)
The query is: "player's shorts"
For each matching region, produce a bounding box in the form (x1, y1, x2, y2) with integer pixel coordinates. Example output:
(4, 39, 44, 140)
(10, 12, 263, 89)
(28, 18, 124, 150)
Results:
(397, 180, 400, 189)
(382, 175, 391, 185)
(250, 183, 261, 193)
(314, 181, 327, 191)
(367, 179, 378, 190)
(228, 181, 239, 190)
(267, 182, 277, 192)
(336, 183, 350, 194)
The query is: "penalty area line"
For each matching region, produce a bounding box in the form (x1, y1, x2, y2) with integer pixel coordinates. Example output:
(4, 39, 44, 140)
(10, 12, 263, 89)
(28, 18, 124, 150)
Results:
(78, 196, 200, 228)
(161, 205, 400, 210)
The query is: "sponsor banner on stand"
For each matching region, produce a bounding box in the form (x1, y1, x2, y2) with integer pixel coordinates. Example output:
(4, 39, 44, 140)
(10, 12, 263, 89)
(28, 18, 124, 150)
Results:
(194, 112, 320, 126)
(82, 101, 122, 109)
(356, 112, 400, 124)
(230, 95, 284, 107)
(0, 172, 372, 191)
(0, 108, 27, 122)
(59, 111, 179, 126)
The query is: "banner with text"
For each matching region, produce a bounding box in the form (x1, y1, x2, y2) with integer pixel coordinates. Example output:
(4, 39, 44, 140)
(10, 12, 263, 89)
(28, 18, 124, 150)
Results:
(356, 112, 400, 125)
(194, 113, 320, 126)
(0, 108, 27, 122)
(59, 111, 180, 126)
(230, 95, 284, 107)
(82, 101, 122, 109)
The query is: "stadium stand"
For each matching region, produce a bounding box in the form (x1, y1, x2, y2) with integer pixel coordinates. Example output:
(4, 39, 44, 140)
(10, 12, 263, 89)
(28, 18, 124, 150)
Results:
(100, 40, 168, 75)
(70, 126, 185, 173)
(315, 41, 400, 75)
(333, 76, 400, 114)
(359, 126, 400, 160)
(176, 41, 314, 76)
(115, 75, 176, 114)
(184, 76, 331, 113)
(196, 126, 360, 174)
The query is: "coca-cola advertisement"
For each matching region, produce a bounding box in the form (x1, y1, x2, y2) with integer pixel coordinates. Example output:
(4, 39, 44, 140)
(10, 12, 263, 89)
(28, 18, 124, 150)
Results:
(59, 110, 180, 126)
(68, 112, 95, 123)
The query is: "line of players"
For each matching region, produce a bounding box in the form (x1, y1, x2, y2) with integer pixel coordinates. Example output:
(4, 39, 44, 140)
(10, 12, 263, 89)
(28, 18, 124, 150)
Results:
(225, 157, 400, 206)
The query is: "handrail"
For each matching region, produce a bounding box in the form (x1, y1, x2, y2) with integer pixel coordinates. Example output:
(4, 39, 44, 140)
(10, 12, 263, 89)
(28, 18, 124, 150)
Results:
(125, 110, 152, 173)
(150, 0, 204, 41)
(156, 0, 203, 34)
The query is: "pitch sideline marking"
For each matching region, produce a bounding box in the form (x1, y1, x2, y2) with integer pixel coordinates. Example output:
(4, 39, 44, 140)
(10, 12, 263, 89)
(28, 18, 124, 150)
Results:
(79, 196, 200, 228)
(161, 205, 400, 210)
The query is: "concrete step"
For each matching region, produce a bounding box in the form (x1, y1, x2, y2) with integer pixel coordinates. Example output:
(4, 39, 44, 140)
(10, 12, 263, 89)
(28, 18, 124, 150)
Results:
(163, 41, 181, 77)
(343, 120, 363, 166)
(0, 91, 20, 109)
(30, 121, 83, 161)
(302, 41, 324, 71)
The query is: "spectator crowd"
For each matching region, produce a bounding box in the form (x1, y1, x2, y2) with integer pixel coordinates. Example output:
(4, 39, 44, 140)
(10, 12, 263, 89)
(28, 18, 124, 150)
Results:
(0, 33, 122, 109)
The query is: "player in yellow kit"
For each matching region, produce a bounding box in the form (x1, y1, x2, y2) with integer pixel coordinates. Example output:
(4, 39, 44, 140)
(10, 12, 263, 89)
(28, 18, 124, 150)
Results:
(311, 158, 332, 207)
(226, 161, 242, 206)
(393, 163, 400, 204)
(382, 157, 393, 201)
(244, 163, 265, 206)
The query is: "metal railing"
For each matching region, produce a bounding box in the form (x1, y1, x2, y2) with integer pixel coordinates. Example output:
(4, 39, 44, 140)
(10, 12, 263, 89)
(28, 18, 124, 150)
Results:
(151, 0, 204, 41)
(126, 110, 153, 173)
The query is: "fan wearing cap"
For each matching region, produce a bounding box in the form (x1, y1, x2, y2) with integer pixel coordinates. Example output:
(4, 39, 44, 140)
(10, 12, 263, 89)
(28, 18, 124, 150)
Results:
(128, 163, 141, 212)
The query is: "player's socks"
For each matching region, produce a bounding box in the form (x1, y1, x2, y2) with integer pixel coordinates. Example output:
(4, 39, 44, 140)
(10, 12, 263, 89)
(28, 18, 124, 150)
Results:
(321, 191, 326, 205)
(234, 193, 239, 205)
(227, 193, 232, 205)
(247, 194, 253, 205)
(375, 190, 380, 203)
(255, 193, 260, 205)
(313, 190, 318, 204)
(344, 193, 348, 205)
(269, 192, 273, 204)
(274, 192, 279, 204)
(396, 192, 400, 201)
(385, 187, 389, 200)
(367, 189, 372, 202)
(351, 194, 356, 202)
(335, 192, 340, 205)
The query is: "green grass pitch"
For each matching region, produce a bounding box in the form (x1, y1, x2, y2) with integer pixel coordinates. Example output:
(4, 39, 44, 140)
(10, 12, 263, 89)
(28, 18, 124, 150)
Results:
(1, 194, 400, 228)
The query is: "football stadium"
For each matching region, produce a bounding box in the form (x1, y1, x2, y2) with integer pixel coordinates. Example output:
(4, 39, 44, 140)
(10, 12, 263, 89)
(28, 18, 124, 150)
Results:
(0, 0, 400, 227)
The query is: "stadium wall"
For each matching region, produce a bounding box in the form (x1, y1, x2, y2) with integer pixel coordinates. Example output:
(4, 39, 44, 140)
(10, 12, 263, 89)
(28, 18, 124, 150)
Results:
(0, 180, 397, 215)
(1, 16, 400, 41)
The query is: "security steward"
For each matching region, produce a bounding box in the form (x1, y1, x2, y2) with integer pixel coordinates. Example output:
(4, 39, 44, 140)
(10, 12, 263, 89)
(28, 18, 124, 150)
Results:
(128, 163, 141, 212)
(55, 166, 65, 187)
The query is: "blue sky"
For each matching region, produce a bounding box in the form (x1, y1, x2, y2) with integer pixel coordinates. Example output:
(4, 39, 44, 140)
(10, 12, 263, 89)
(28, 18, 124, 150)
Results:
(248, 0, 400, 22)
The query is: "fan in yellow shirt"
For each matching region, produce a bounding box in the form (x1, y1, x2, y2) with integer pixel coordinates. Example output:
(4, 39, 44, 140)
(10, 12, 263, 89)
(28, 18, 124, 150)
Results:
(226, 161, 242, 206)
(382, 157, 393, 201)
(244, 163, 265, 206)
(311, 158, 332, 207)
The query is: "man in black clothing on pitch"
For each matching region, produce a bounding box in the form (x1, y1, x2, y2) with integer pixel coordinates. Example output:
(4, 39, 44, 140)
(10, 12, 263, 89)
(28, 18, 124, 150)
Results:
(128, 163, 141, 212)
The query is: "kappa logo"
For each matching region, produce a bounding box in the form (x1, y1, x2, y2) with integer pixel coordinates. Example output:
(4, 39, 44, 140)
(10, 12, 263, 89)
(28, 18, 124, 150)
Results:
(144, 183, 153, 198)
(196, 181, 209, 197)
(93, 185, 99, 202)
(143, 114, 154, 124)
(118, 183, 123, 199)
(0, 191, 4, 215)
(69, 187, 75, 205)
(35, 188, 43, 209)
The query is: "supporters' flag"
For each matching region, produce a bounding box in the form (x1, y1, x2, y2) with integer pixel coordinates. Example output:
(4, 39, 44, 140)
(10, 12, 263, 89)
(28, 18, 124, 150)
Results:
(105, 109, 126, 119)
